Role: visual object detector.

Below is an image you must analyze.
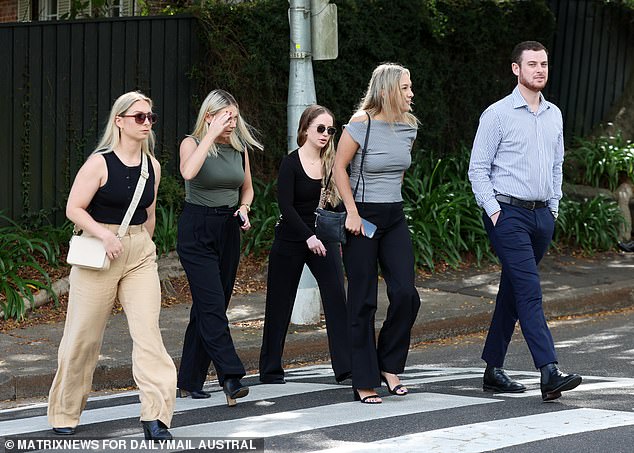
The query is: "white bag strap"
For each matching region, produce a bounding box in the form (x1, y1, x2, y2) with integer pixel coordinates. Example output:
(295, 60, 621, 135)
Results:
(117, 152, 149, 238)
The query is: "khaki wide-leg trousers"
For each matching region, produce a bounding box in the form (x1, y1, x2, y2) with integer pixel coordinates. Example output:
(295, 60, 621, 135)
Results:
(48, 224, 176, 428)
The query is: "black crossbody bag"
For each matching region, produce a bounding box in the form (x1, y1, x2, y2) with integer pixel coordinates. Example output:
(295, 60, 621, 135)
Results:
(315, 112, 371, 244)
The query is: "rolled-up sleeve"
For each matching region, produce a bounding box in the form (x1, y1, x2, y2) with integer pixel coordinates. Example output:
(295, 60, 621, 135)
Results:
(468, 108, 502, 217)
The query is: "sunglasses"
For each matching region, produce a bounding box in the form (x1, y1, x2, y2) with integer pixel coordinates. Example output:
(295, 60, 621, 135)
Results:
(120, 112, 158, 125)
(316, 125, 337, 135)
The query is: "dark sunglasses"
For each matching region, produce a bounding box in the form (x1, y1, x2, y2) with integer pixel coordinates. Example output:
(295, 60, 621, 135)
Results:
(120, 112, 158, 125)
(316, 125, 337, 135)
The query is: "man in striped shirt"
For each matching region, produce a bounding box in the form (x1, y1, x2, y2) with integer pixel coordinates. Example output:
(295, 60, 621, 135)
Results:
(468, 41, 582, 401)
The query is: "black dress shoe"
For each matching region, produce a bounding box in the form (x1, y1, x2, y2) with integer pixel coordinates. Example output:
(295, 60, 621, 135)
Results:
(540, 363, 582, 401)
(223, 378, 249, 407)
(142, 420, 172, 441)
(52, 427, 75, 435)
(177, 388, 211, 399)
(260, 375, 286, 384)
(483, 365, 526, 393)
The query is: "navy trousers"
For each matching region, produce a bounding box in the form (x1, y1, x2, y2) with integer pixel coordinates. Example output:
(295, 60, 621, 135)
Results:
(177, 202, 245, 390)
(481, 203, 557, 369)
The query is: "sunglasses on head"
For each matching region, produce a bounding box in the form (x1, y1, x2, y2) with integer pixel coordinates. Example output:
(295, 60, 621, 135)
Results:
(316, 125, 337, 135)
(120, 112, 158, 125)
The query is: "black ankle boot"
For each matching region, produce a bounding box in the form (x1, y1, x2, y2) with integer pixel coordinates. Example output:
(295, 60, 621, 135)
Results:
(222, 378, 249, 407)
(540, 363, 582, 401)
(483, 365, 526, 393)
(142, 420, 173, 441)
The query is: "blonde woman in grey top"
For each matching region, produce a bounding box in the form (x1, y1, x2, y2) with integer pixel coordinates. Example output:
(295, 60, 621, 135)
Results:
(334, 63, 421, 404)
(177, 89, 262, 407)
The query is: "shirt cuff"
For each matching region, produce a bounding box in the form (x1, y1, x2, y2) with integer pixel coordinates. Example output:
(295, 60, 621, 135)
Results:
(482, 199, 502, 218)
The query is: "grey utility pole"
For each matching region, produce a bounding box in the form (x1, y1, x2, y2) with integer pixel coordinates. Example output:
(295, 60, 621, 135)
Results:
(287, 0, 338, 324)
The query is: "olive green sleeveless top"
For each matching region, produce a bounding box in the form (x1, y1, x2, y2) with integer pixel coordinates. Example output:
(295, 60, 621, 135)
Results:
(184, 141, 245, 207)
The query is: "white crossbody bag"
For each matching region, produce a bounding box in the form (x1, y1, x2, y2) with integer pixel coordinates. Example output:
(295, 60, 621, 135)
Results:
(66, 152, 150, 270)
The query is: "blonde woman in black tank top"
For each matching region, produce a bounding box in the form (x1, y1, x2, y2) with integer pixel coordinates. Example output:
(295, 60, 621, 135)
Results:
(48, 92, 176, 440)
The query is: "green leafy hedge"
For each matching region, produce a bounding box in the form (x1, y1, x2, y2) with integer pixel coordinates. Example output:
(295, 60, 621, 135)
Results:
(191, 0, 555, 176)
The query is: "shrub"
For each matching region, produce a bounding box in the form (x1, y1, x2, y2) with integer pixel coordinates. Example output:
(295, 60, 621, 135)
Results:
(565, 130, 634, 191)
(154, 205, 179, 257)
(403, 149, 494, 270)
(241, 178, 279, 256)
(554, 196, 624, 253)
(0, 212, 64, 320)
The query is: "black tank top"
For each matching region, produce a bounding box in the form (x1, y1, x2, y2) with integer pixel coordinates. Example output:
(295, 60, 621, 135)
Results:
(88, 151, 155, 225)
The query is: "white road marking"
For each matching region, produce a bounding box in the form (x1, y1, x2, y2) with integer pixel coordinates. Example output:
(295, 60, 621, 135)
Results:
(170, 393, 500, 438)
(309, 408, 634, 452)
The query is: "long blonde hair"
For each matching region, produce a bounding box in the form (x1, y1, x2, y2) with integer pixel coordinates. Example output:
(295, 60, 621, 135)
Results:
(190, 89, 263, 156)
(93, 91, 156, 156)
(356, 63, 418, 127)
(297, 104, 340, 206)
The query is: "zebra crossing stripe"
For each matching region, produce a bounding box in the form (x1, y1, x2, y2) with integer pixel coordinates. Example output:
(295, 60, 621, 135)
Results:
(308, 408, 634, 452)
(170, 393, 500, 438)
(0, 382, 339, 437)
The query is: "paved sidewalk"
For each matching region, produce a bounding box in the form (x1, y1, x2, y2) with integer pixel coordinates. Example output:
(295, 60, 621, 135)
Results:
(1, 251, 633, 401)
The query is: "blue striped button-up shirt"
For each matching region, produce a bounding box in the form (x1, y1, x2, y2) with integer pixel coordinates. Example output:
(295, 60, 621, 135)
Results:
(468, 86, 564, 217)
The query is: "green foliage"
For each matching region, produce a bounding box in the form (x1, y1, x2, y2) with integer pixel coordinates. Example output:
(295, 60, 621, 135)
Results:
(154, 205, 179, 257)
(0, 212, 64, 320)
(157, 173, 186, 215)
(403, 148, 494, 270)
(565, 131, 634, 191)
(554, 196, 624, 253)
(192, 0, 555, 177)
(241, 178, 279, 256)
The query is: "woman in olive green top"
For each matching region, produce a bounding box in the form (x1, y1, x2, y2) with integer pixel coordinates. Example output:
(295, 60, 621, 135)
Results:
(177, 89, 263, 406)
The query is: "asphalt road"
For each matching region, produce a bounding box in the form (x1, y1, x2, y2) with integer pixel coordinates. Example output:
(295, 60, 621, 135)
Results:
(2, 307, 634, 452)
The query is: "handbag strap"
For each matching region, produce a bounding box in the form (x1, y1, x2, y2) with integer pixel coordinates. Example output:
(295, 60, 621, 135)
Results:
(72, 152, 150, 238)
(117, 152, 149, 238)
(322, 111, 371, 203)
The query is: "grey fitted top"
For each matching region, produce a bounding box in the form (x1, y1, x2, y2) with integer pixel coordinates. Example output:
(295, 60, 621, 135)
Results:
(345, 119, 417, 203)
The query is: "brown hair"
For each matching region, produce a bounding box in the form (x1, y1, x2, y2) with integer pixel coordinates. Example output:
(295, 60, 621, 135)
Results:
(511, 41, 548, 65)
(296, 104, 340, 205)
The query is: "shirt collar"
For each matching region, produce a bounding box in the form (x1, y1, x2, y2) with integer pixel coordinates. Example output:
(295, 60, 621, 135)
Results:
(511, 85, 549, 114)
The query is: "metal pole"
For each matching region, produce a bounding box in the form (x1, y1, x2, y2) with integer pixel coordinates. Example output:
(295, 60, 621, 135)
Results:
(288, 0, 320, 325)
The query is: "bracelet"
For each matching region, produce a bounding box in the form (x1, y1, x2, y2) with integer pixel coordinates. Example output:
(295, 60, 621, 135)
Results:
(240, 203, 251, 212)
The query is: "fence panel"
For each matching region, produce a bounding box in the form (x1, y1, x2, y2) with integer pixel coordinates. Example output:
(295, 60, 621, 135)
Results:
(547, 0, 634, 141)
(0, 15, 201, 223)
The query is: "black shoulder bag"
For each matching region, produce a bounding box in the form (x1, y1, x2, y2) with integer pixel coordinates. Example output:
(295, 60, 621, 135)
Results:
(315, 112, 371, 244)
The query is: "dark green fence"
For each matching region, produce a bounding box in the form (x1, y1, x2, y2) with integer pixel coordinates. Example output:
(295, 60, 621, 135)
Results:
(0, 15, 201, 223)
(546, 0, 634, 138)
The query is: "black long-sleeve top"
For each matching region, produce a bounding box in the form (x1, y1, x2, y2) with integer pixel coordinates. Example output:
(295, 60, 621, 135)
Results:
(275, 150, 322, 242)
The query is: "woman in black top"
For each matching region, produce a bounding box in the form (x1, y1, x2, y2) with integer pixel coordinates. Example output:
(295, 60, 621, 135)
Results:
(259, 105, 351, 384)
(48, 92, 175, 440)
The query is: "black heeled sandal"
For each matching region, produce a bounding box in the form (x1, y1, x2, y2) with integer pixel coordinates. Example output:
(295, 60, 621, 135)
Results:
(223, 378, 249, 407)
(176, 388, 211, 399)
(353, 389, 382, 404)
(142, 420, 172, 441)
(380, 374, 408, 396)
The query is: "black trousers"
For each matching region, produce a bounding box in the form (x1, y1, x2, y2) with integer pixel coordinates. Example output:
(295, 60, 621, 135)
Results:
(259, 237, 351, 382)
(343, 202, 420, 389)
(176, 202, 245, 390)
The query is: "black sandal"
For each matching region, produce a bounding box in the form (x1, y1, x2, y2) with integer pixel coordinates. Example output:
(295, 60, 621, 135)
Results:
(381, 375, 408, 396)
(353, 389, 382, 404)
